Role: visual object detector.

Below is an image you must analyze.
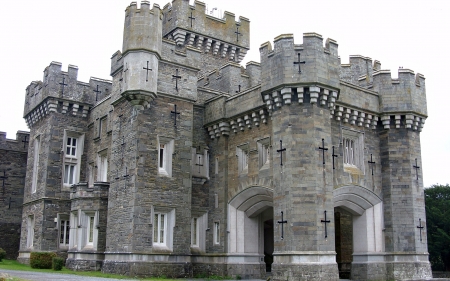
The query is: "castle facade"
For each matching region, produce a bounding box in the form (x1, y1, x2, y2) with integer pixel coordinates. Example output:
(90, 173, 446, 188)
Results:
(7, 1, 432, 280)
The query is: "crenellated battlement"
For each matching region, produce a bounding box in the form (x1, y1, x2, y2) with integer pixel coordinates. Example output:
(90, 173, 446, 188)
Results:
(198, 60, 260, 94)
(23, 62, 112, 128)
(122, 1, 162, 55)
(259, 33, 340, 93)
(372, 68, 427, 117)
(162, 0, 249, 63)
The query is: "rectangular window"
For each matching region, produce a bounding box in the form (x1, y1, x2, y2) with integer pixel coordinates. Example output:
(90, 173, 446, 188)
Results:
(153, 213, 166, 245)
(214, 222, 220, 245)
(88, 216, 94, 244)
(70, 212, 78, 249)
(59, 219, 70, 246)
(63, 133, 84, 187)
(191, 217, 199, 246)
(97, 152, 108, 182)
(88, 163, 94, 187)
(64, 164, 76, 185)
(159, 144, 165, 169)
(258, 137, 271, 169)
(31, 137, 40, 193)
(27, 215, 34, 248)
(342, 128, 365, 172)
(66, 137, 77, 157)
(158, 137, 174, 177)
(237, 144, 249, 174)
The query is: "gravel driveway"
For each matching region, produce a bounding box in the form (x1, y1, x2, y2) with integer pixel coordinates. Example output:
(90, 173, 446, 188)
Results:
(0, 269, 137, 281)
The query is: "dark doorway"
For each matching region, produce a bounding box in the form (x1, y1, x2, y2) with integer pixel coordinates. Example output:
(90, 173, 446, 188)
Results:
(264, 218, 274, 272)
(335, 208, 353, 279)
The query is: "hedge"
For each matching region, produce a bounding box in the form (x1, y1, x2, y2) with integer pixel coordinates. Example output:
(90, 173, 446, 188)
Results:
(30, 252, 57, 269)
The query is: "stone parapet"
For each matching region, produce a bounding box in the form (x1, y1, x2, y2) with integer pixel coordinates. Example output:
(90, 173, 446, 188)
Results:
(162, 0, 249, 50)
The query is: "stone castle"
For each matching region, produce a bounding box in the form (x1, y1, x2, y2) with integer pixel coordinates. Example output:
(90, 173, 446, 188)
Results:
(0, 0, 431, 280)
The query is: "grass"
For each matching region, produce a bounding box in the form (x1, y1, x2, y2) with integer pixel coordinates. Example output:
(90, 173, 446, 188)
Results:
(0, 259, 177, 280)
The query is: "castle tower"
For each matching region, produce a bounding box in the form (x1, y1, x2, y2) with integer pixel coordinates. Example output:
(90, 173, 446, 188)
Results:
(121, 1, 162, 108)
(372, 69, 431, 280)
(260, 33, 340, 280)
(18, 61, 111, 264)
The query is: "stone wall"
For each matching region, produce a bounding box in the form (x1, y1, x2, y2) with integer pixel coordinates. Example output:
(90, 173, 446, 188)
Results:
(0, 131, 29, 259)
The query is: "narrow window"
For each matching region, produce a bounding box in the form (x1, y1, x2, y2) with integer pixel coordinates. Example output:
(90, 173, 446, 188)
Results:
(97, 153, 108, 182)
(31, 137, 40, 193)
(27, 215, 34, 248)
(191, 217, 198, 246)
(88, 216, 94, 244)
(153, 213, 166, 245)
(159, 144, 165, 168)
(214, 222, 220, 245)
(64, 164, 76, 185)
(71, 212, 78, 248)
(59, 219, 70, 246)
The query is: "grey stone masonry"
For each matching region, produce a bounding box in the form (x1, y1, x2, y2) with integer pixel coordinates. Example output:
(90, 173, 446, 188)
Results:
(0, 131, 29, 259)
(10, 1, 432, 280)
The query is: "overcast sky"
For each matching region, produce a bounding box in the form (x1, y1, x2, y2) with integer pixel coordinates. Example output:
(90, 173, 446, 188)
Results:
(0, 0, 448, 187)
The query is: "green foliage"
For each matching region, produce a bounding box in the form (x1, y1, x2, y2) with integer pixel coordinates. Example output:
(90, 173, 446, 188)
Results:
(52, 257, 64, 271)
(0, 248, 6, 262)
(29, 252, 57, 269)
(425, 184, 450, 271)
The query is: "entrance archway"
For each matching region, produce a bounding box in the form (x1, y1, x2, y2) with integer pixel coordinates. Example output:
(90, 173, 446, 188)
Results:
(333, 185, 384, 279)
(228, 186, 274, 273)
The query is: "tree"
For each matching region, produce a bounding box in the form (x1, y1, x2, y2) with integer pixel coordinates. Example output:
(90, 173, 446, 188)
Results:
(425, 184, 450, 271)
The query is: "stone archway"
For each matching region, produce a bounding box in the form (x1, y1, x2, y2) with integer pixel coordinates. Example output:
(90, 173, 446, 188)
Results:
(228, 186, 274, 274)
(333, 185, 384, 280)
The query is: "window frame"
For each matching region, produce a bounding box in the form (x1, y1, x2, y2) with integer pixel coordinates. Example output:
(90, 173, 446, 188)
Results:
(236, 143, 249, 175)
(27, 215, 35, 248)
(31, 136, 40, 193)
(158, 137, 174, 177)
(97, 150, 108, 182)
(191, 217, 199, 247)
(257, 137, 271, 170)
(58, 214, 70, 248)
(153, 212, 167, 246)
(62, 131, 84, 187)
(342, 128, 365, 172)
(214, 221, 220, 245)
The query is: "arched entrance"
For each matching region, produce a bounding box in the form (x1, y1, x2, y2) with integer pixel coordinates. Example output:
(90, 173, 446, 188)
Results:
(228, 186, 274, 273)
(333, 185, 384, 280)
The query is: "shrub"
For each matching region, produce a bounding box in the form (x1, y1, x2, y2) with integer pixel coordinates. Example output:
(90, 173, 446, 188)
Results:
(0, 248, 6, 262)
(52, 257, 64, 271)
(30, 252, 57, 269)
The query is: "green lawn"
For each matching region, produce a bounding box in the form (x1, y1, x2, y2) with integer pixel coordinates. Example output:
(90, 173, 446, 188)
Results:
(0, 259, 177, 280)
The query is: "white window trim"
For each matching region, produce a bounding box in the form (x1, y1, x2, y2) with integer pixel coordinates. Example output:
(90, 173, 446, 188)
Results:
(97, 150, 108, 182)
(257, 137, 271, 170)
(191, 217, 199, 247)
(158, 137, 174, 177)
(152, 208, 175, 251)
(58, 214, 70, 248)
(62, 130, 85, 187)
(236, 143, 249, 175)
(82, 211, 98, 250)
(27, 215, 35, 248)
(69, 211, 80, 250)
(342, 128, 365, 172)
(191, 213, 208, 251)
(88, 163, 95, 187)
(213, 221, 220, 245)
(31, 136, 40, 193)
